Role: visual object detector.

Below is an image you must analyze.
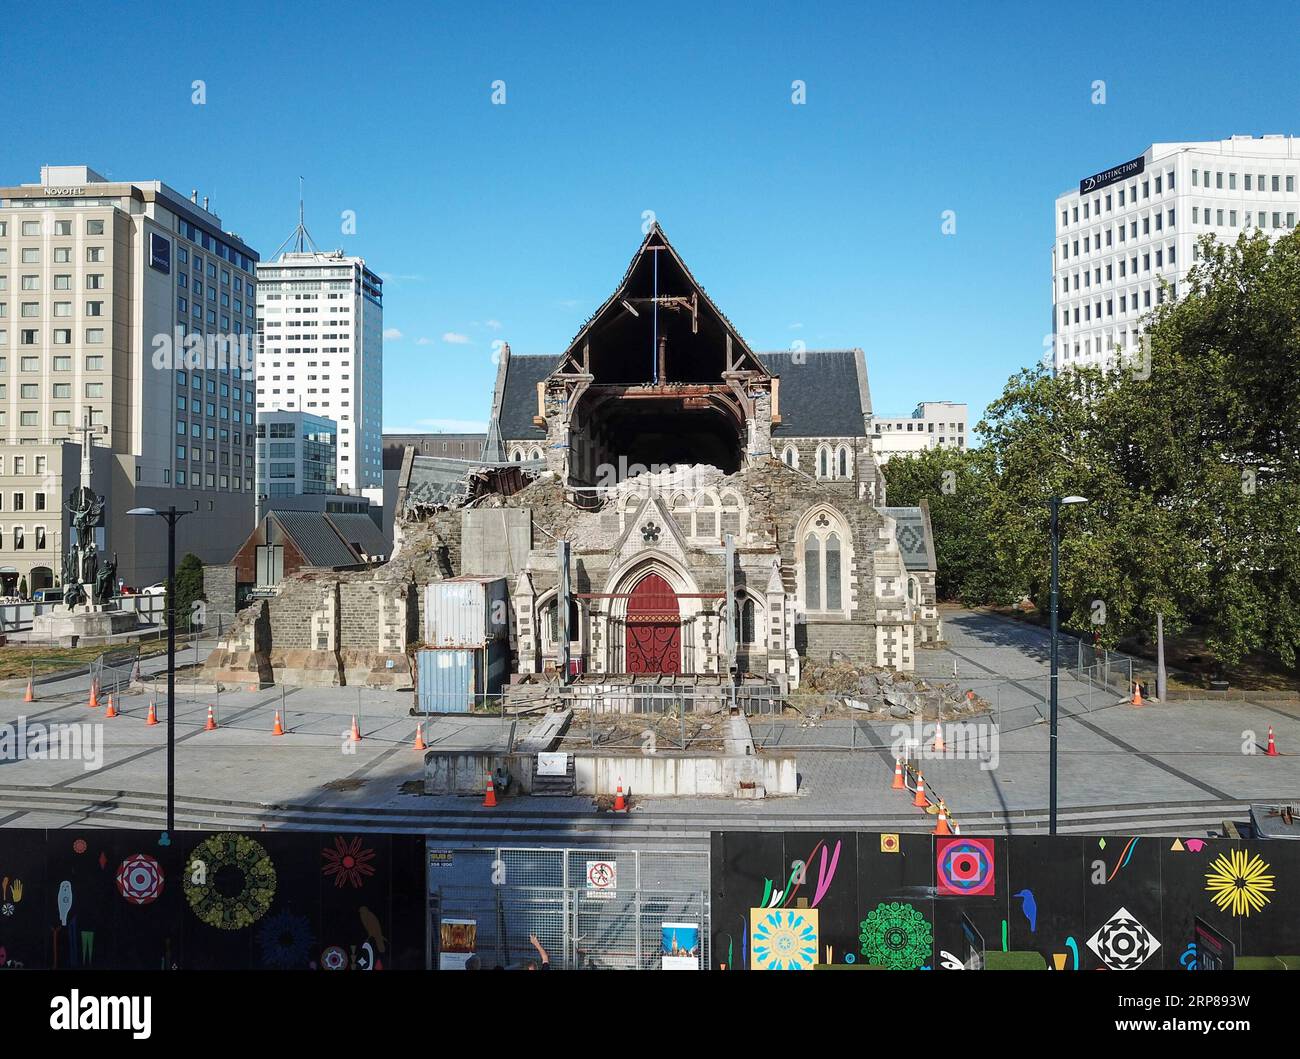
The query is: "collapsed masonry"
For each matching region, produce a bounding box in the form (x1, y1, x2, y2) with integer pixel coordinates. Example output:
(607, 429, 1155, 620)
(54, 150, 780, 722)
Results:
(205, 224, 941, 689)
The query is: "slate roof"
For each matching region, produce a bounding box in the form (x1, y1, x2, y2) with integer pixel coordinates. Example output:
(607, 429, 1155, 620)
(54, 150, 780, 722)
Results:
(497, 354, 560, 440)
(759, 349, 871, 438)
(496, 348, 872, 442)
(328, 512, 388, 558)
(880, 504, 938, 572)
(273, 510, 367, 568)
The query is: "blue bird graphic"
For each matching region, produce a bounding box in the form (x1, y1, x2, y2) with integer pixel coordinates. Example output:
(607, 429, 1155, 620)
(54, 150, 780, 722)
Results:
(1013, 889, 1038, 933)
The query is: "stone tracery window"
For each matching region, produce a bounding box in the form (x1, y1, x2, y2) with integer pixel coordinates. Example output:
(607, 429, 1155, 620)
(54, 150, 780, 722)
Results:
(782, 444, 798, 468)
(836, 445, 850, 478)
(800, 507, 849, 614)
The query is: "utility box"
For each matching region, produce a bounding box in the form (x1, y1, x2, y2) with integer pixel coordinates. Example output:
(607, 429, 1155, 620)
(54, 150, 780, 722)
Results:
(423, 575, 509, 648)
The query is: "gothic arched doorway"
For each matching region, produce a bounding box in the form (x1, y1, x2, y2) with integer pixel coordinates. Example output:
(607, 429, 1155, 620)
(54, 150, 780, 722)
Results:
(625, 572, 681, 674)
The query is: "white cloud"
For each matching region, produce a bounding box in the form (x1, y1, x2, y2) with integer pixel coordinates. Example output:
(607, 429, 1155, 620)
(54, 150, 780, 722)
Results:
(789, 322, 804, 330)
(442, 332, 471, 344)
(485, 319, 502, 330)
(415, 336, 433, 345)
(383, 327, 403, 340)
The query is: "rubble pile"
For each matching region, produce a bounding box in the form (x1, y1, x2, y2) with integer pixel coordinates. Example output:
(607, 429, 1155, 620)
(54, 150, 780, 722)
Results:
(799, 656, 989, 720)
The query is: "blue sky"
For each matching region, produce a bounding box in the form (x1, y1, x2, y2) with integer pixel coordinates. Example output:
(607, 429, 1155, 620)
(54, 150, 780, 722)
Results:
(4, 0, 1298, 434)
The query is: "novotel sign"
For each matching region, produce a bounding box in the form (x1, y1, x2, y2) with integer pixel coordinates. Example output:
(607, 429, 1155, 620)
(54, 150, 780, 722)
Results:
(1078, 154, 1145, 195)
(42, 187, 85, 196)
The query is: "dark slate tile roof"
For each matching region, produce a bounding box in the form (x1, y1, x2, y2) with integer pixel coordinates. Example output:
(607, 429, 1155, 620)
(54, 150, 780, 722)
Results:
(881, 505, 937, 571)
(274, 510, 366, 568)
(498, 354, 560, 440)
(759, 350, 869, 437)
(327, 512, 388, 558)
(496, 348, 871, 441)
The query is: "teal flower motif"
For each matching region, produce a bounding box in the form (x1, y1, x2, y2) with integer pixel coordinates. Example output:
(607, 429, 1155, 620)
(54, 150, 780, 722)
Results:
(752, 909, 818, 970)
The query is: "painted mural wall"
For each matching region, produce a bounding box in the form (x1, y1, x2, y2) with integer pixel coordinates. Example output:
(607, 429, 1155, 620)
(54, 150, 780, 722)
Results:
(710, 832, 1298, 970)
(0, 829, 426, 970)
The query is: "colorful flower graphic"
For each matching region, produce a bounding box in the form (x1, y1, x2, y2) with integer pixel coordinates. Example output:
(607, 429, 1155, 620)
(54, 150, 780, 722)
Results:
(1205, 848, 1275, 917)
(750, 908, 819, 970)
(256, 910, 314, 970)
(321, 836, 377, 889)
(859, 902, 933, 970)
(184, 833, 277, 931)
(115, 853, 165, 905)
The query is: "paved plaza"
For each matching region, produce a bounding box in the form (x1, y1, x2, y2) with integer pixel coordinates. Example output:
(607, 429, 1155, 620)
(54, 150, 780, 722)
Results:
(0, 608, 1294, 842)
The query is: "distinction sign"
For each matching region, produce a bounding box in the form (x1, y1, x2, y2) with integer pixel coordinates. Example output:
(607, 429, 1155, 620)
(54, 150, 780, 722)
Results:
(1079, 154, 1145, 195)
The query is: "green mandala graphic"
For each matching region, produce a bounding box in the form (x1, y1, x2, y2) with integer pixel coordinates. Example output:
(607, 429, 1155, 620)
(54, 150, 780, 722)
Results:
(859, 902, 933, 969)
(184, 833, 277, 931)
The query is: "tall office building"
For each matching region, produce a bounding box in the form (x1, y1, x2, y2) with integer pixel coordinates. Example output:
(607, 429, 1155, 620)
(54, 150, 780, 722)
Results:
(255, 237, 382, 499)
(1053, 135, 1300, 373)
(0, 165, 258, 590)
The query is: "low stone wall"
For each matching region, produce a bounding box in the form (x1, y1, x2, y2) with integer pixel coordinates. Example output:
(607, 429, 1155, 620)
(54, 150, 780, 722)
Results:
(422, 748, 797, 798)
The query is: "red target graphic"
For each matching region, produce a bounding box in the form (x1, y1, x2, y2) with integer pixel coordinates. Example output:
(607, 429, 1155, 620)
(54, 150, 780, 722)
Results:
(116, 853, 165, 905)
(936, 837, 995, 897)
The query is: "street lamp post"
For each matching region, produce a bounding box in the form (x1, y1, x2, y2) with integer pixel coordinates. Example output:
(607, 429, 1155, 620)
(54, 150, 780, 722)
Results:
(128, 503, 198, 835)
(1048, 495, 1088, 836)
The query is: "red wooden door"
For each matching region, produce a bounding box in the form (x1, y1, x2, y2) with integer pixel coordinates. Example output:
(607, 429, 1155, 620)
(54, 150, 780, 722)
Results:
(625, 573, 682, 674)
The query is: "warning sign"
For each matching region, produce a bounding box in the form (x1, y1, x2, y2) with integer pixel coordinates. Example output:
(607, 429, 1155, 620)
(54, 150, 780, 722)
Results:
(586, 860, 617, 895)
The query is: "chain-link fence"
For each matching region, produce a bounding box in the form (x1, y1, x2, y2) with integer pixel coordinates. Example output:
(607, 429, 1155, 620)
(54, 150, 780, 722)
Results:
(429, 846, 710, 970)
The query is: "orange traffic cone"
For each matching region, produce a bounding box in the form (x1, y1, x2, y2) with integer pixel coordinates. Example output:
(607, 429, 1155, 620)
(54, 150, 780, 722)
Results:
(913, 770, 930, 809)
(614, 781, 627, 812)
(104, 694, 118, 719)
(1131, 680, 1143, 706)
(482, 772, 497, 808)
(891, 758, 905, 790)
(413, 723, 427, 751)
(349, 715, 362, 743)
(145, 699, 159, 726)
(933, 722, 946, 754)
(23, 676, 34, 703)
(933, 801, 952, 835)
(1266, 726, 1279, 757)
(204, 705, 218, 731)
(88, 679, 100, 709)
(272, 710, 285, 737)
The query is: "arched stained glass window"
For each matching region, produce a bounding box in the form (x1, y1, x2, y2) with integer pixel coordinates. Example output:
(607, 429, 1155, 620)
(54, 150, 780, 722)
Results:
(803, 533, 822, 610)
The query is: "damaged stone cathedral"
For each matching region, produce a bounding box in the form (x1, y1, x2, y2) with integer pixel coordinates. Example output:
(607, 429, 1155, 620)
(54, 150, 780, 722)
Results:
(207, 226, 939, 691)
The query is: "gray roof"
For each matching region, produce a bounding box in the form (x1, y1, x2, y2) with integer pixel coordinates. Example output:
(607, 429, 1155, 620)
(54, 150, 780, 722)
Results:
(759, 349, 870, 437)
(273, 510, 367, 568)
(880, 505, 937, 572)
(498, 348, 870, 442)
(497, 354, 560, 440)
(328, 512, 388, 558)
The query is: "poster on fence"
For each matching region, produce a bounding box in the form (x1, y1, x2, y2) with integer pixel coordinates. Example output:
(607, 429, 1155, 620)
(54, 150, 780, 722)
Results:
(661, 922, 700, 969)
(439, 919, 478, 970)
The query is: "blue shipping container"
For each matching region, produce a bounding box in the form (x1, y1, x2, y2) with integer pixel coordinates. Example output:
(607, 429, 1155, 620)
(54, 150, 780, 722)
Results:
(416, 644, 508, 714)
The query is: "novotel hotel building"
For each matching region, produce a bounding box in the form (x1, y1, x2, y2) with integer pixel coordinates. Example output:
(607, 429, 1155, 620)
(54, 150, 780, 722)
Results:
(0, 165, 260, 590)
(1052, 135, 1300, 373)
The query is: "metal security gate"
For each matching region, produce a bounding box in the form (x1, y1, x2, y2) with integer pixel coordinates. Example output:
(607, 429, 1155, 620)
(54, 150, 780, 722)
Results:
(428, 845, 709, 969)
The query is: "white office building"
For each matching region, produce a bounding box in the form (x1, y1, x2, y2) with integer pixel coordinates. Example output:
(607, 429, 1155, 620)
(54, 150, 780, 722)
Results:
(0, 165, 258, 589)
(255, 243, 383, 498)
(1054, 135, 1300, 373)
(870, 401, 967, 464)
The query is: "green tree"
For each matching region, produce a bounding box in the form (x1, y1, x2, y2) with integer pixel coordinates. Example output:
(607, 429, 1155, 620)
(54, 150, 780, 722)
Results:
(166, 553, 206, 630)
(973, 227, 1300, 667)
(883, 446, 1023, 605)
(18, 576, 28, 602)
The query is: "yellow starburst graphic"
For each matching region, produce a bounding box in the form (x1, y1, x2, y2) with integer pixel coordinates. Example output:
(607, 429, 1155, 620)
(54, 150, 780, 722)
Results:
(1205, 849, 1275, 917)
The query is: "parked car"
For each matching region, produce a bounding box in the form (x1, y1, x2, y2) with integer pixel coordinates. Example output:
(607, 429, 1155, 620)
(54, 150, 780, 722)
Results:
(32, 588, 64, 603)
(141, 583, 167, 596)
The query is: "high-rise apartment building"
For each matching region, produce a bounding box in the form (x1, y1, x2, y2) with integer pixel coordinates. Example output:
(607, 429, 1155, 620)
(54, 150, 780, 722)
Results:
(0, 165, 259, 589)
(255, 246, 382, 498)
(1053, 135, 1300, 373)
